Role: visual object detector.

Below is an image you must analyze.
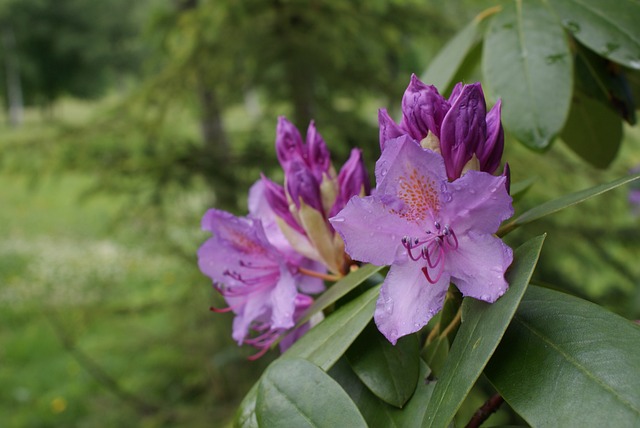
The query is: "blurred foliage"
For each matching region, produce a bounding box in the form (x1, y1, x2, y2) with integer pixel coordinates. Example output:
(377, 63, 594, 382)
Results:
(0, 0, 152, 105)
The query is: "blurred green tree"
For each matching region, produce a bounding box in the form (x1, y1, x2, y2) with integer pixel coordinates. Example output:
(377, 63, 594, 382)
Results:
(0, 0, 148, 113)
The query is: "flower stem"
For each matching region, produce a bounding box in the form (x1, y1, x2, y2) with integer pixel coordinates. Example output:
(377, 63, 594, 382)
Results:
(465, 393, 504, 428)
(440, 308, 462, 339)
(297, 266, 342, 282)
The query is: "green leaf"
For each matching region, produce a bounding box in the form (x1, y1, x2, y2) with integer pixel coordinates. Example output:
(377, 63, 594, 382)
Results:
(560, 91, 623, 168)
(483, 0, 573, 148)
(422, 235, 545, 428)
(346, 323, 420, 408)
(283, 285, 380, 371)
(233, 382, 259, 428)
(421, 7, 497, 91)
(499, 173, 640, 236)
(548, 0, 640, 70)
(256, 358, 367, 428)
(294, 264, 384, 328)
(330, 358, 436, 428)
(573, 43, 636, 124)
(485, 286, 640, 426)
(510, 177, 536, 203)
(421, 335, 449, 378)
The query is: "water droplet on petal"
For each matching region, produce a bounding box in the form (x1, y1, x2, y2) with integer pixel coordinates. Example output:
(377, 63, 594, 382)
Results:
(469, 189, 476, 195)
(389, 329, 398, 341)
(332, 216, 345, 223)
(480, 294, 490, 301)
(384, 298, 394, 315)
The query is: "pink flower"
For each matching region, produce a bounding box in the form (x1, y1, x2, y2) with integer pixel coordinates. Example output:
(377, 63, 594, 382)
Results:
(330, 136, 513, 344)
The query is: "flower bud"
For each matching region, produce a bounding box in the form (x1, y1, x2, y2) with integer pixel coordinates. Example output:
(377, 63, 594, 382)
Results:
(331, 149, 370, 217)
(285, 160, 324, 213)
(378, 109, 404, 151)
(260, 174, 305, 234)
(306, 120, 331, 179)
(400, 74, 449, 140)
(276, 116, 306, 167)
(439, 83, 487, 180)
(477, 99, 504, 174)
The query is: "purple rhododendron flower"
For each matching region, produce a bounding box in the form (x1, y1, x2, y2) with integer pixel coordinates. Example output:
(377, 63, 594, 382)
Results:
(197, 208, 321, 358)
(379, 74, 504, 181)
(330, 136, 513, 344)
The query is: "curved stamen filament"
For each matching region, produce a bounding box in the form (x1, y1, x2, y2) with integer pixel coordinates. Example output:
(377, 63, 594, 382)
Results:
(403, 223, 458, 285)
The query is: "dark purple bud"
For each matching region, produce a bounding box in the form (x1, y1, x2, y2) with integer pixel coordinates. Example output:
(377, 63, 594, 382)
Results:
(331, 149, 370, 216)
(306, 120, 331, 179)
(400, 74, 449, 140)
(477, 99, 504, 174)
(260, 174, 305, 234)
(439, 83, 487, 180)
(286, 160, 323, 213)
(276, 116, 306, 167)
(378, 109, 405, 151)
(447, 82, 464, 104)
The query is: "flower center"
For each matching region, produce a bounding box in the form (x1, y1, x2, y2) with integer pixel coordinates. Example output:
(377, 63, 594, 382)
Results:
(401, 220, 458, 284)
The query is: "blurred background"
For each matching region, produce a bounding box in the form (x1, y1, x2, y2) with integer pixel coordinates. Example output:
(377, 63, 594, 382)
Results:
(0, 0, 638, 426)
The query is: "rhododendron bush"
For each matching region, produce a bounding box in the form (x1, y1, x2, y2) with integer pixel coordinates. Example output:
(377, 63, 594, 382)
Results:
(197, 3, 640, 426)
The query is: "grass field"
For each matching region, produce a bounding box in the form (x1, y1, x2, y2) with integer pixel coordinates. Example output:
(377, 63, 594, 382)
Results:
(0, 170, 270, 426)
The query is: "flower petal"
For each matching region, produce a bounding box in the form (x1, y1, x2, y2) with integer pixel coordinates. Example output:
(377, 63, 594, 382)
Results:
(374, 261, 449, 345)
(269, 267, 298, 329)
(443, 170, 513, 234)
(447, 230, 513, 303)
(330, 195, 416, 266)
(376, 136, 448, 224)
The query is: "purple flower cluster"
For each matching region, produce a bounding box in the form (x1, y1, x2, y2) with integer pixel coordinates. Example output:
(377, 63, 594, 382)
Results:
(199, 75, 514, 351)
(331, 76, 513, 344)
(262, 117, 370, 275)
(198, 118, 369, 357)
(379, 74, 504, 181)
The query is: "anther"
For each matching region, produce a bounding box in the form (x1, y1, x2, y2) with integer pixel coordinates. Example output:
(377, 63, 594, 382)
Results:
(434, 221, 441, 230)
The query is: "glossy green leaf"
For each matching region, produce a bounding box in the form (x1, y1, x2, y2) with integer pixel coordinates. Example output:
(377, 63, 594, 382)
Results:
(330, 358, 435, 428)
(422, 235, 545, 428)
(574, 43, 636, 124)
(233, 382, 259, 428)
(294, 264, 384, 328)
(483, 0, 573, 148)
(561, 91, 623, 168)
(346, 323, 420, 408)
(548, 0, 640, 70)
(256, 358, 367, 428)
(499, 174, 640, 236)
(486, 286, 640, 427)
(283, 285, 380, 371)
(421, 7, 496, 91)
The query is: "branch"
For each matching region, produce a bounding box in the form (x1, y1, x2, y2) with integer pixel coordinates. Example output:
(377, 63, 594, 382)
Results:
(465, 393, 504, 428)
